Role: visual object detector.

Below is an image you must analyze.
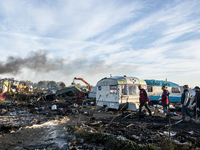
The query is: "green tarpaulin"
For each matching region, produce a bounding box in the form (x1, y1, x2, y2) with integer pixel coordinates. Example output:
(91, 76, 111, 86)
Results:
(56, 86, 83, 96)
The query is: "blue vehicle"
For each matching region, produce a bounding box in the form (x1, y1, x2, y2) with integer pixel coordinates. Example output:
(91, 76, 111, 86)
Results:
(144, 80, 181, 102)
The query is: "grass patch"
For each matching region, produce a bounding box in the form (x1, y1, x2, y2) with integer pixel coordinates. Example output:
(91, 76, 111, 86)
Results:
(160, 139, 192, 150)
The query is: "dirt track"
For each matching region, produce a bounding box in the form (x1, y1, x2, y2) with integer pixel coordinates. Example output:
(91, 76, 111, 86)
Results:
(0, 107, 116, 150)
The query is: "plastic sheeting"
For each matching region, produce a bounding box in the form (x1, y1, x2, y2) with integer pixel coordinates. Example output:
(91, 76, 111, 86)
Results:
(56, 86, 83, 96)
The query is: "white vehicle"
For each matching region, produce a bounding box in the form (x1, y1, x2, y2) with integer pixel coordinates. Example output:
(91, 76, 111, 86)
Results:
(88, 86, 96, 98)
(96, 76, 147, 111)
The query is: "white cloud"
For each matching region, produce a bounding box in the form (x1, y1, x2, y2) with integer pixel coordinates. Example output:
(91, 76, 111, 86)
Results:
(0, 0, 200, 87)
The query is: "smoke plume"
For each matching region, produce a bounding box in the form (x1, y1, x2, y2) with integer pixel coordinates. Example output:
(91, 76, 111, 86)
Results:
(0, 50, 63, 74)
(0, 50, 137, 77)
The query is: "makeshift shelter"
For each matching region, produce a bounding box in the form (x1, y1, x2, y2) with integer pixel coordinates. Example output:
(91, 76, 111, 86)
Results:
(56, 86, 84, 99)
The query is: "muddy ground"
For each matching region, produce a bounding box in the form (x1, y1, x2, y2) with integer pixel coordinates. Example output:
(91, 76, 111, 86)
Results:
(0, 103, 200, 150)
(0, 107, 116, 150)
(84, 111, 200, 147)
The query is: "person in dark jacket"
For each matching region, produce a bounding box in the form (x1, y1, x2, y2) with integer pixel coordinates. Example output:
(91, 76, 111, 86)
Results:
(161, 85, 169, 116)
(193, 86, 200, 118)
(138, 85, 152, 119)
(181, 85, 194, 121)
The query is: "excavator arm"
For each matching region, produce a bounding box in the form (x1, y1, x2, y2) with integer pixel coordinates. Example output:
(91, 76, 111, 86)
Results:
(73, 77, 92, 91)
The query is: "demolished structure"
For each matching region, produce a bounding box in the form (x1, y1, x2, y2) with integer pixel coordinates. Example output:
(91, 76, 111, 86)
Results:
(0, 76, 200, 150)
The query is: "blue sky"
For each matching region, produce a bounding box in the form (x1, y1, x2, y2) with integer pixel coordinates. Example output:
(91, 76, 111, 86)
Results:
(0, 0, 200, 87)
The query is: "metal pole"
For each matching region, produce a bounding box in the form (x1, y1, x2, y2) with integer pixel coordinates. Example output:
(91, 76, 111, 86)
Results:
(168, 94, 171, 141)
(42, 96, 54, 117)
(4, 101, 10, 123)
(100, 102, 128, 133)
(92, 95, 101, 115)
(107, 102, 128, 127)
(1, 79, 3, 90)
(78, 100, 85, 123)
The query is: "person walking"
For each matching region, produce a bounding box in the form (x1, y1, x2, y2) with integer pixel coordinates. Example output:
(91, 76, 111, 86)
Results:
(193, 86, 200, 119)
(161, 85, 169, 116)
(181, 85, 195, 121)
(138, 85, 152, 120)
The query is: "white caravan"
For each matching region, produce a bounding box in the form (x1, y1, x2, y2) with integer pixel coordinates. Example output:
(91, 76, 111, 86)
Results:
(96, 76, 147, 111)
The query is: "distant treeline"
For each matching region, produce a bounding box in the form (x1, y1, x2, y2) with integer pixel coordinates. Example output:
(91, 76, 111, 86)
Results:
(19, 80, 66, 89)
(33, 81, 66, 89)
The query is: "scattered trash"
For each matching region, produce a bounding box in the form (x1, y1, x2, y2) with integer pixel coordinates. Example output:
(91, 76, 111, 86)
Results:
(131, 135, 141, 141)
(51, 105, 57, 110)
(39, 107, 45, 110)
(173, 140, 188, 145)
(188, 131, 194, 134)
(9, 112, 17, 115)
(153, 104, 163, 108)
(163, 131, 176, 137)
(117, 136, 126, 140)
(73, 103, 79, 108)
(173, 112, 182, 116)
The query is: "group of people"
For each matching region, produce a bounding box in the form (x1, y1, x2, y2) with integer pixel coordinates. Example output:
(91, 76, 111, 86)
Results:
(138, 84, 200, 121)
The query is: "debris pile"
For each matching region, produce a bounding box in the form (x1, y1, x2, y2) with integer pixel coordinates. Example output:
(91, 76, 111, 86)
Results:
(0, 89, 200, 149)
(0, 90, 95, 136)
(81, 108, 200, 148)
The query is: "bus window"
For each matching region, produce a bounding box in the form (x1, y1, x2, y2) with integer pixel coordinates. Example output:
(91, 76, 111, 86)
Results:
(172, 87, 180, 93)
(147, 86, 153, 92)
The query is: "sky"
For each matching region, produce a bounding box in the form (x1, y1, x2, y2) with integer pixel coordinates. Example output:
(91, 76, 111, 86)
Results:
(0, 0, 200, 87)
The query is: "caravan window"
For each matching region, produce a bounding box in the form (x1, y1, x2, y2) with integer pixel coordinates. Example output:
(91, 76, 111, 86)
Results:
(110, 85, 117, 94)
(147, 86, 153, 92)
(120, 85, 128, 95)
(128, 85, 139, 95)
(172, 87, 180, 93)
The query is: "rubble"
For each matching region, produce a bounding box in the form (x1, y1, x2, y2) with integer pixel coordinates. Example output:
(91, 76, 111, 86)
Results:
(0, 91, 200, 149)
(0, 91, 96, 137)
(79, 107, 200, 148)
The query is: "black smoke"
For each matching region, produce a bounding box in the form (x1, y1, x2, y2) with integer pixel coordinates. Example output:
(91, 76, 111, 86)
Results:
(0, 50, 137, 77)
(0, 50, 63, 74)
